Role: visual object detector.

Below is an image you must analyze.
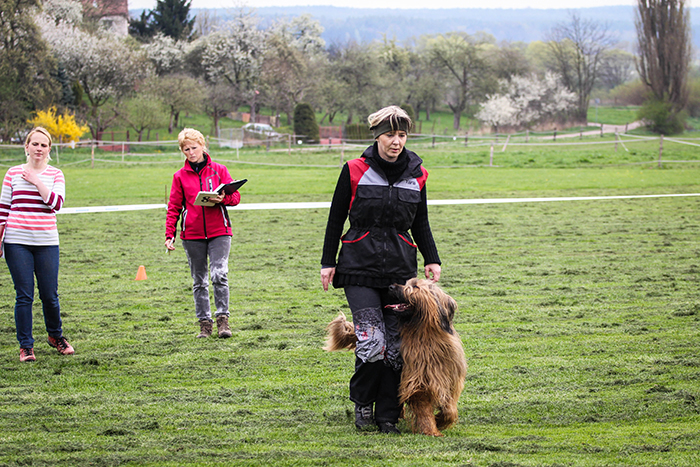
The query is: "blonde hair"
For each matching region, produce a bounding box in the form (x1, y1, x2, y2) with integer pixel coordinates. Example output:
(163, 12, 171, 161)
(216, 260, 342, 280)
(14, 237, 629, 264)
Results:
(25, 127, 52, 161)
(367, 106, 412, 136)
(178, 128, 207, 152)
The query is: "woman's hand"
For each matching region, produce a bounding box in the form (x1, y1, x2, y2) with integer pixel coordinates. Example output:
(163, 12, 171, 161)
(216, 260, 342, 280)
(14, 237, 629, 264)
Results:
(22, 167, 41, 186)
(321, 267, 335, 292)
(425, 263, 441, 282)
(209, 193, 225, 204)
(22, 167, 51, 202)
(165, 238, 176, 251)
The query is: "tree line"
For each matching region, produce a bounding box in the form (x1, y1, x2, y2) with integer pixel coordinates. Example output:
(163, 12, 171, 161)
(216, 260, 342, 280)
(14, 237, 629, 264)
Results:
(0, 0, 694, 143)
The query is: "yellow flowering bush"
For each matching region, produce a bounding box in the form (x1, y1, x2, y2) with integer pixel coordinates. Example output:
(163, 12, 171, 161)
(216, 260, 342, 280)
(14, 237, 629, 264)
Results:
(28, 107, 89, 143)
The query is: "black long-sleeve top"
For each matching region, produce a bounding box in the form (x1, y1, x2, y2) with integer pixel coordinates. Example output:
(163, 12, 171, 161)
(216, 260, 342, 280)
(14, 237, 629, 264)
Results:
(321, 149, 441, 287)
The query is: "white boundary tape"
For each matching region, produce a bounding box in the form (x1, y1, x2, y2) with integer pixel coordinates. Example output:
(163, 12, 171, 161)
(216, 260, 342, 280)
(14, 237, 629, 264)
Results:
(58, 193, 700, 215)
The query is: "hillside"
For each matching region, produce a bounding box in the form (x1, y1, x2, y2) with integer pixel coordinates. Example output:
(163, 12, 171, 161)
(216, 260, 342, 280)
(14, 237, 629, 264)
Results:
(139, 5, 700, 48)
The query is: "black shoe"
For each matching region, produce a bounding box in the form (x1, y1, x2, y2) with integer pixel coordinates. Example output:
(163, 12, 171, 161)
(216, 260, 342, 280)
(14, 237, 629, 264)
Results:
(354, 404, 376, 431)
(378, 421, 400, 434)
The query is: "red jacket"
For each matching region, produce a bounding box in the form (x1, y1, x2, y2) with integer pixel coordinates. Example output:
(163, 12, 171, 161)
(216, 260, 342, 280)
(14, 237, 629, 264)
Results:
(165, 154, 241, 240)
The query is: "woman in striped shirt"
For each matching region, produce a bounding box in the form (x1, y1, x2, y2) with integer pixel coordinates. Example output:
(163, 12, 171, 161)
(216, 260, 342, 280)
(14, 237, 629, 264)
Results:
(0, 127, 74, 362)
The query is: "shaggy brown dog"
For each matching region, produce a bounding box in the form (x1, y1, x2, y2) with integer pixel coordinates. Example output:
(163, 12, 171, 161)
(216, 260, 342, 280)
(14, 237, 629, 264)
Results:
(324, 278, 467, 436)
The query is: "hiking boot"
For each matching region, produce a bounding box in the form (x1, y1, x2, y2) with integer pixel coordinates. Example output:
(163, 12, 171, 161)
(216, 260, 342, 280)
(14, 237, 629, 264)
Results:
(378, 421, 400, 434)
(197, 319, 213, 338)
(47, 335, 74, 355)
(19, 348, 36, 362)
(354, 404, 376, 431)
(216, 315, 232, 338)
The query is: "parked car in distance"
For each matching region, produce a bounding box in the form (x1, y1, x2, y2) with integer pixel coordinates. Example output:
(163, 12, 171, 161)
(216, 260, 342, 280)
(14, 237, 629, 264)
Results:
(242, 123, 281, 140)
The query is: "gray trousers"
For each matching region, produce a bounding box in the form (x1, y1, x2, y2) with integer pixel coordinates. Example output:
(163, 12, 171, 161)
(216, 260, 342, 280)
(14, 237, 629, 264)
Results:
(182, 236, 231, 321)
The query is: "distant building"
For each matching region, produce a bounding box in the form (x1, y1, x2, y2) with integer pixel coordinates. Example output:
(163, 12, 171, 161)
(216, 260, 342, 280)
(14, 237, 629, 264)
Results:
(81, 0, 129, 36)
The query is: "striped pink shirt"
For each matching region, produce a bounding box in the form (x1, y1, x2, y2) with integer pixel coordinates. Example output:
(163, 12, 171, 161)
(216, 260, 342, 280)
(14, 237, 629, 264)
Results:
(0, 165, 65, 246)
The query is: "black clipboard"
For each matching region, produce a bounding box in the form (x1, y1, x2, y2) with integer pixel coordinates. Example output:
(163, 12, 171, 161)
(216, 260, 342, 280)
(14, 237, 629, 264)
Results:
(194, 179, 247, 206)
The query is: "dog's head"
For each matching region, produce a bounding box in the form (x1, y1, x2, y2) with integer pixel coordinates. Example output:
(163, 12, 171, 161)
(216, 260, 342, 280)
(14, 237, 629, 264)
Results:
(386, 278, 457, 334)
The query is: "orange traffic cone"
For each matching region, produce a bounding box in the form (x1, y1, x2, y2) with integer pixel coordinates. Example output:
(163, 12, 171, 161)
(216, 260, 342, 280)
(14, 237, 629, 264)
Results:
(135, 265, 147, 281)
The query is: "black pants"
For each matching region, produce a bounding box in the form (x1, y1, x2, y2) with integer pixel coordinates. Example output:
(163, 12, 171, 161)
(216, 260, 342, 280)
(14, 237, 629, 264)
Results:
(344, 286, 402, 423)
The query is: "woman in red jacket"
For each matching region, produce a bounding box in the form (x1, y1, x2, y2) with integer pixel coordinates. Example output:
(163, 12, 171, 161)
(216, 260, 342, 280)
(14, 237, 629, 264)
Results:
(165, 128, 241, 338)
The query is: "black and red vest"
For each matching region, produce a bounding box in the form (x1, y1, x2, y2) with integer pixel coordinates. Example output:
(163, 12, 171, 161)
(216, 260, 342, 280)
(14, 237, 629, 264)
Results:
(335, 149, 428, 286)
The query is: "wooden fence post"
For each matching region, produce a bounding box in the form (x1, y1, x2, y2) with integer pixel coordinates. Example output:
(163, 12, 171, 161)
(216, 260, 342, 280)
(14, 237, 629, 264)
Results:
(489, 142, 494, 167)
(502, 134, 510, 152)
(658, 134, 664, 168)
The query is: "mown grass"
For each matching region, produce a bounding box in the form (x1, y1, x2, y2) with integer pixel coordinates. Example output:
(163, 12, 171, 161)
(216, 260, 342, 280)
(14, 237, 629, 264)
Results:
(0, 146, 699, 466)
(587, 106, 641, 126)
(3, 131, 699, 175)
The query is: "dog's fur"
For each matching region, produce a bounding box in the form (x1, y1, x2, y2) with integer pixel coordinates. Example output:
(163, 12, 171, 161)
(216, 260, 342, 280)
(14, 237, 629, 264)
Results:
(324, 278, 467, 436)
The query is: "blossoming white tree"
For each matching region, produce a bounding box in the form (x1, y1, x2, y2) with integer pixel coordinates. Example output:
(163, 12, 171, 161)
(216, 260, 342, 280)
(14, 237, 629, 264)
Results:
(41, 0, 83, 26)
(200, 13, 266, 101)
(142, 33, 186, 75)
(37, 16, 150, 140)
(190, 10, 265, 129)
(477, 72, 576, 131)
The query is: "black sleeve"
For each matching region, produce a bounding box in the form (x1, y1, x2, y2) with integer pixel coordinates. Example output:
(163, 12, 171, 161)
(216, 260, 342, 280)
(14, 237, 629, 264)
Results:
(321, 164, 351, 267)
(411, 186, 441, 266)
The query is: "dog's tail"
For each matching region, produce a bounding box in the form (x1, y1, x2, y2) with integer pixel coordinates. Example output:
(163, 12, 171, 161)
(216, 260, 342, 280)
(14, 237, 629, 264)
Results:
(323, 312, 357, 351)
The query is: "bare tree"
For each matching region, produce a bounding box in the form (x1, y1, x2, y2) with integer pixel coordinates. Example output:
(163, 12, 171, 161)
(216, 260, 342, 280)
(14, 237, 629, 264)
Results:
(260, 15, 326, 126)
(427, 33, 491, 130)
(326, 41, 385, 125)
(117, 94, 168, 141)
(598, 48, 637, 90)
(635, 0, 691, 115)
(546, 13, 615, 122)
(143, 74, 205, 133)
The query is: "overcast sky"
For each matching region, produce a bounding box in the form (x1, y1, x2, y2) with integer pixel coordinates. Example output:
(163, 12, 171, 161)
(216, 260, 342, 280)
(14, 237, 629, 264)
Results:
(128, 0, 636, 11)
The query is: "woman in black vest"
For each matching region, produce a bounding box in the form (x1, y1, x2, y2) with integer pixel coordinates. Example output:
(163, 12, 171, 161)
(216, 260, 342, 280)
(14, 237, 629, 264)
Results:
(321, 105, 441, 434)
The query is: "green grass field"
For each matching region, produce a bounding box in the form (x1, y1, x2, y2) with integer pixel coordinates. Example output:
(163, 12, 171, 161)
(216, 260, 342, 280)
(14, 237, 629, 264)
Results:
(587, 106, 641, 126)
(0, 143, 699, 466)
(70, 104, 656, 143)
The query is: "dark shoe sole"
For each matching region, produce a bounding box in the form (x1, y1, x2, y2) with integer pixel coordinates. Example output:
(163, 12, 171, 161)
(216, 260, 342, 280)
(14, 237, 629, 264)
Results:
(378, 422, 400, 434)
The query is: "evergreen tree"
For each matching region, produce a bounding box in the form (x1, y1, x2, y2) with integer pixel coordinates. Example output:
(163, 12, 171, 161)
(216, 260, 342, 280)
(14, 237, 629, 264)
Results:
(129, 0, 196, 42)
(128, 10, 156, 43)
(151, 0, 196, 41)
(52, 66, 75, 109)
(293, 103, 319, 143)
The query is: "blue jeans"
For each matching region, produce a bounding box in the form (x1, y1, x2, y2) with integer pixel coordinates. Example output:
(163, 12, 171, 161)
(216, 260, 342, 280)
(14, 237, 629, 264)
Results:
(4, 243, 63, 349)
